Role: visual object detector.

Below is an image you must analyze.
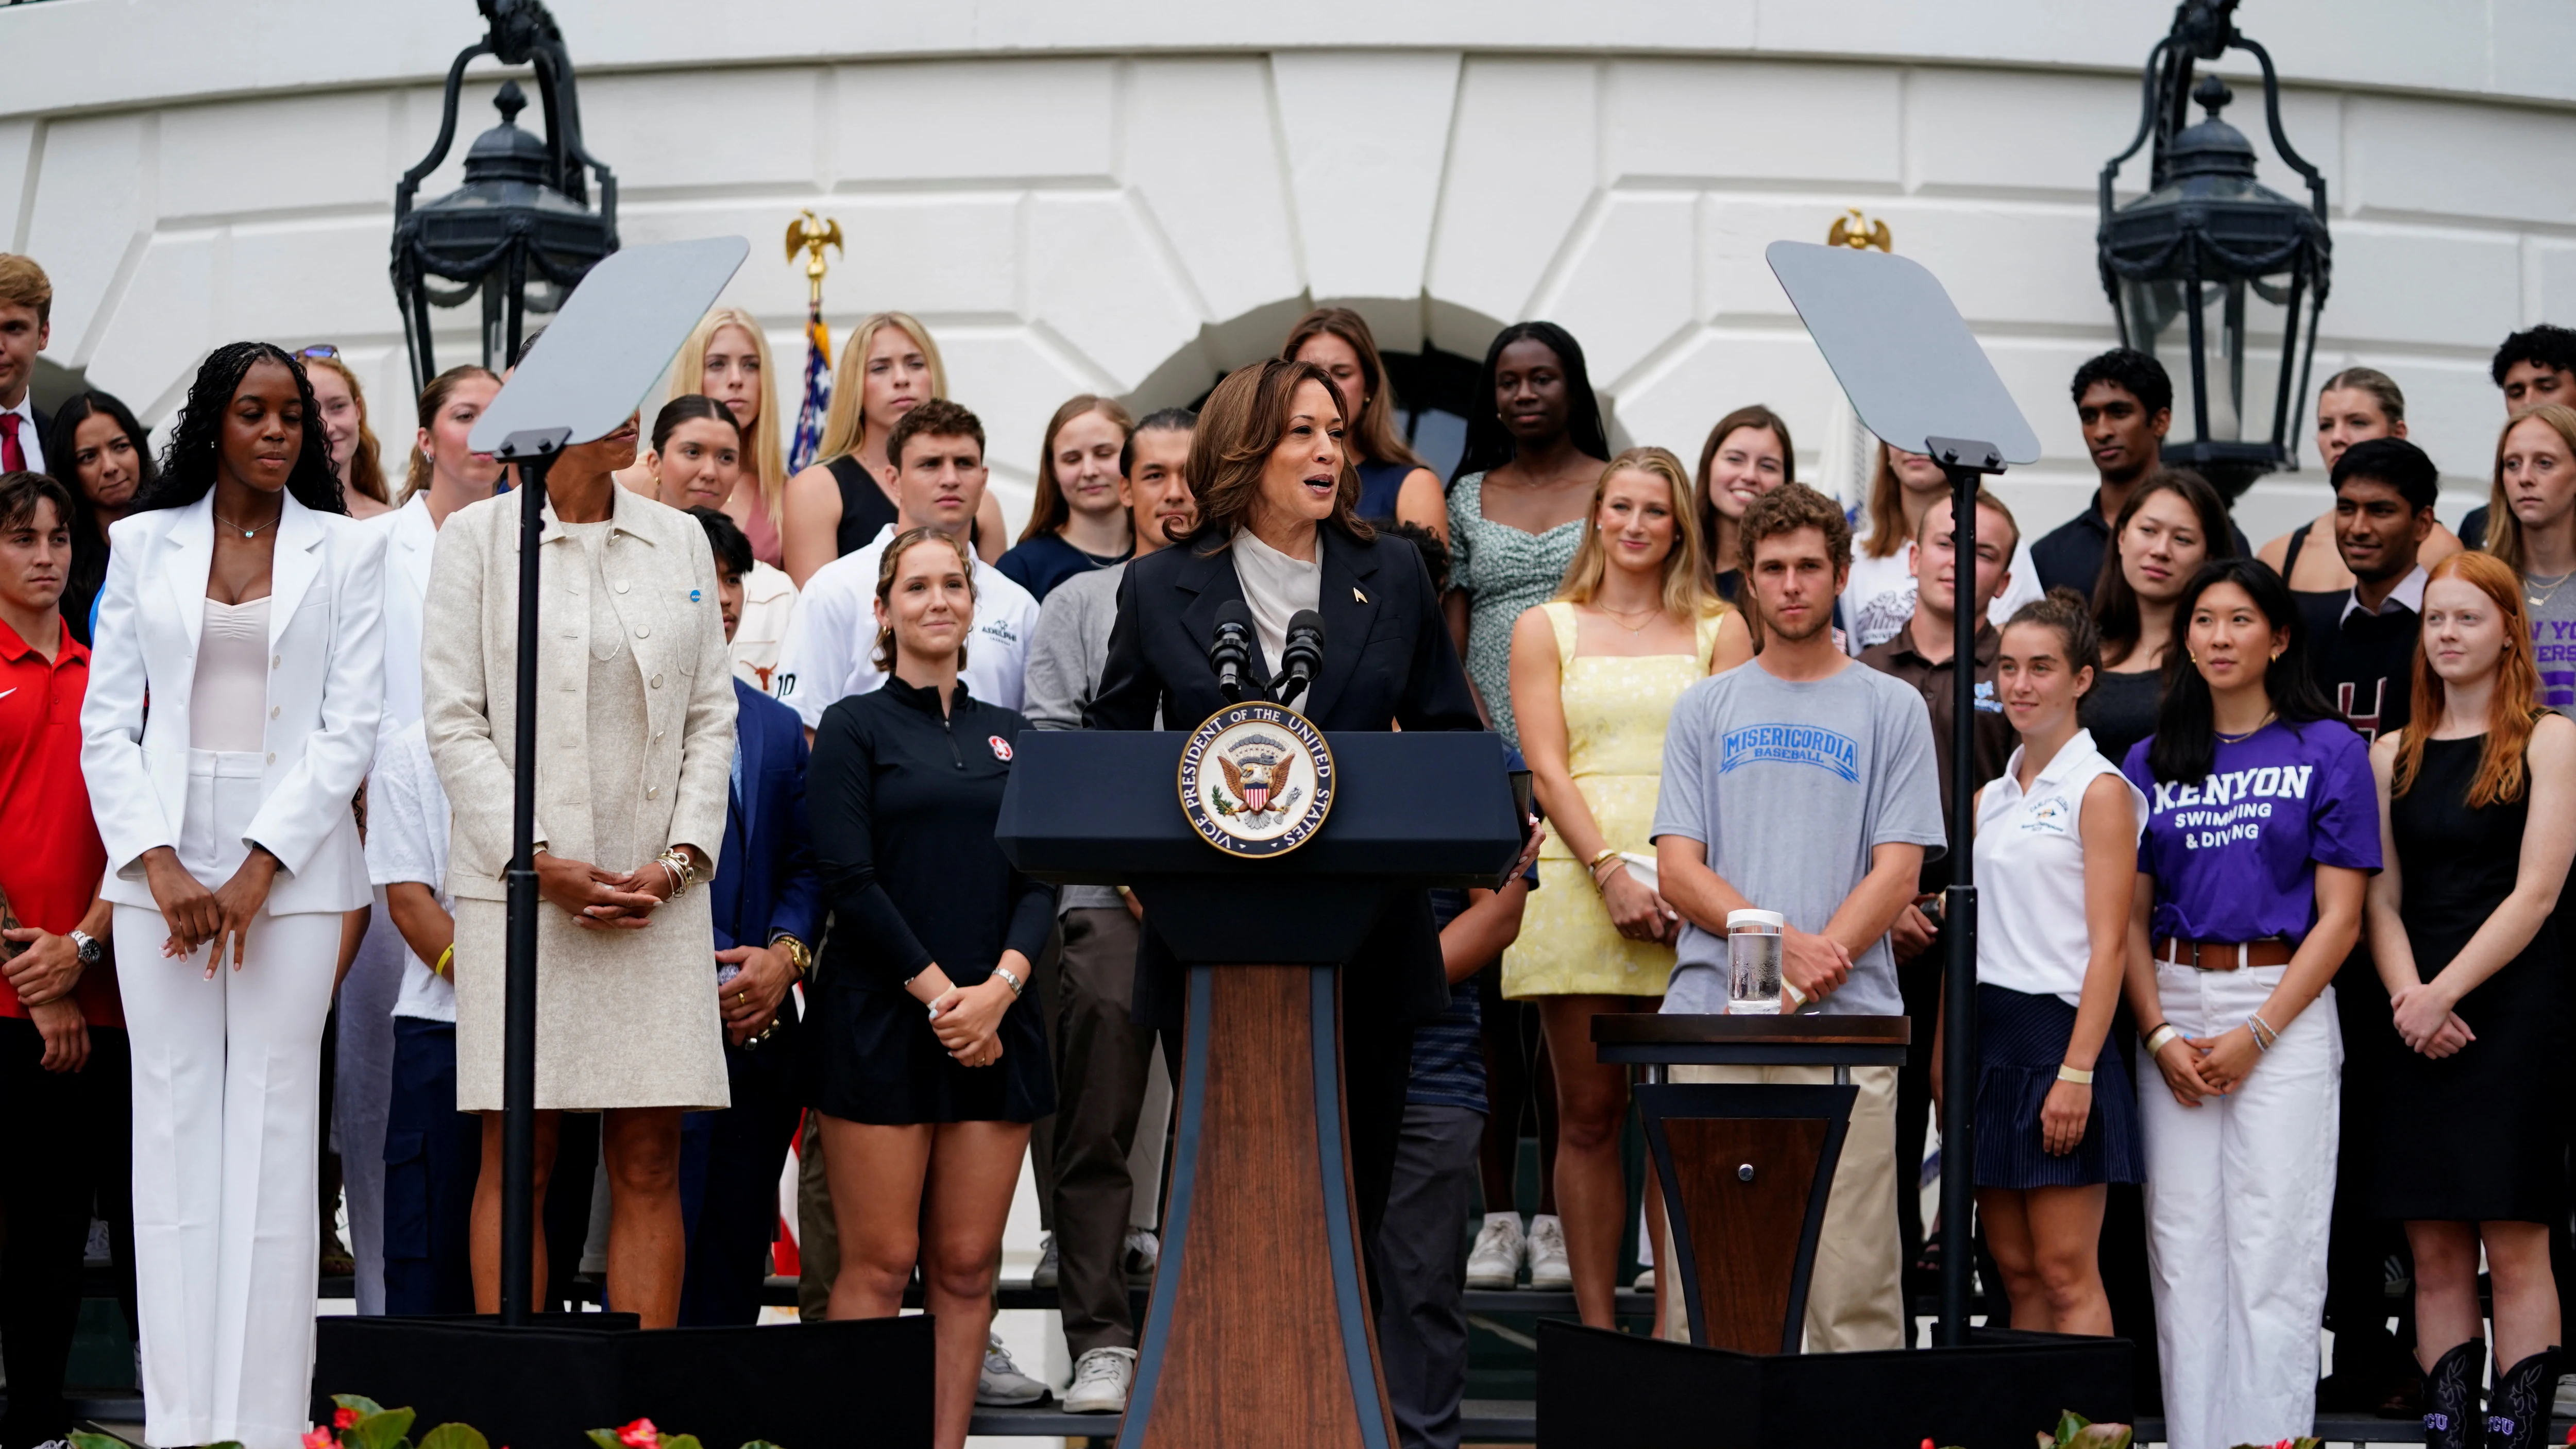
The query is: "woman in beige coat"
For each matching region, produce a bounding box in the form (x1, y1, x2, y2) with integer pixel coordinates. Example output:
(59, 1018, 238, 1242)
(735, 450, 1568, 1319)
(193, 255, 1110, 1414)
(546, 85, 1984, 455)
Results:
(421, 411, 736, 1327)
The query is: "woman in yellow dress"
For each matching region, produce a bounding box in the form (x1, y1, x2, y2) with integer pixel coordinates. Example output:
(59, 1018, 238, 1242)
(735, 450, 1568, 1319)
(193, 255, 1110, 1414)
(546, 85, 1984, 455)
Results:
(1506, 445, 1752, 1326)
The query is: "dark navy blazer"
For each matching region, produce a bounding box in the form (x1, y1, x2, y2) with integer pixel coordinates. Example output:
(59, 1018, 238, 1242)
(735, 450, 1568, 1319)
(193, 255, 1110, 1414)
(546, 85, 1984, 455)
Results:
(714, 678, 825, 959)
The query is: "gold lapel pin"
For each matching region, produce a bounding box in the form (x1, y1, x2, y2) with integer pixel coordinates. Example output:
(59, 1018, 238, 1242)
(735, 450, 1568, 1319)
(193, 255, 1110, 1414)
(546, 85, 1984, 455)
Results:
(1353, 587, 1367, 603)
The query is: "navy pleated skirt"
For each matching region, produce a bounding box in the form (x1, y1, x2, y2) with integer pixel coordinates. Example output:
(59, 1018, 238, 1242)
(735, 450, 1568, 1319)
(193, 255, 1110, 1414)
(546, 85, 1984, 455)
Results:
(1972, 982, 2144, 1190)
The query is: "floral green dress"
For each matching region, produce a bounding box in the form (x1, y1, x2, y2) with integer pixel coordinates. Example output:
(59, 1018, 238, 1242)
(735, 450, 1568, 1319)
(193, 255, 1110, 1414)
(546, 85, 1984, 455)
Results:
(1446, 472, 1584, 749)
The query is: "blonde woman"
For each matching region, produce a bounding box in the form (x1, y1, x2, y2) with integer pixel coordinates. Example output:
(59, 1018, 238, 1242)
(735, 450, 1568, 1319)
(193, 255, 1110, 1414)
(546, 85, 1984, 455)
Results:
(1505, 446, 1752, 1326)
(780, 312, 1007, 584)
(664, 309, 787, 568)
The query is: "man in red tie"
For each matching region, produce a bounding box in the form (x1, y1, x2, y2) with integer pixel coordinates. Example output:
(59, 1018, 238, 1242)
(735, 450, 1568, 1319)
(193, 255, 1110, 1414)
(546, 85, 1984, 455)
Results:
(0, 256, 53, 477)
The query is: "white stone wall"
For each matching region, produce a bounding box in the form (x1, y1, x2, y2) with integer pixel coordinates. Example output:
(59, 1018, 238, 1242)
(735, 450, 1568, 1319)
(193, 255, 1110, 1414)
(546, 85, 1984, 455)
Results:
(8, 1, 2574, 542)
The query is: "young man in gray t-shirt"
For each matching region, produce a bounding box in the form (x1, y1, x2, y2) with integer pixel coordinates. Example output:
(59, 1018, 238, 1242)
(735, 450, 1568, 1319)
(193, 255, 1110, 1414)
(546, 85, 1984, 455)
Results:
(1649, 483, 1945, 1352)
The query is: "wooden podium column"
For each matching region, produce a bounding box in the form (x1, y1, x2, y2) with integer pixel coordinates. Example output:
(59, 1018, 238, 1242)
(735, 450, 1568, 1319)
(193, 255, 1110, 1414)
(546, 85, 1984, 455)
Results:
(1120, 964, 1396, 1449)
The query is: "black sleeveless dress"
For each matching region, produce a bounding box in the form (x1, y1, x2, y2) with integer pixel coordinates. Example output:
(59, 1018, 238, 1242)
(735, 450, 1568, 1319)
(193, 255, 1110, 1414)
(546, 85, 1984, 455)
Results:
(2371, 732, 2566, 1223)
(826, 454, 901, 557)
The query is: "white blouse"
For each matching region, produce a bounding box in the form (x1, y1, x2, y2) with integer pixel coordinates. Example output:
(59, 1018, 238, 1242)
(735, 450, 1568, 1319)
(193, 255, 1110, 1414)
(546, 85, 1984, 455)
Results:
(1972, 729, 2146, 1004)
(1229, 525, 1322, 679)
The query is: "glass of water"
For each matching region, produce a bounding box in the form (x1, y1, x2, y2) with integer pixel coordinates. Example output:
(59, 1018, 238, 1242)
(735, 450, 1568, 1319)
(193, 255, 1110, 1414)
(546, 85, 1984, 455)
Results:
(1727, 908, 1785, 1015)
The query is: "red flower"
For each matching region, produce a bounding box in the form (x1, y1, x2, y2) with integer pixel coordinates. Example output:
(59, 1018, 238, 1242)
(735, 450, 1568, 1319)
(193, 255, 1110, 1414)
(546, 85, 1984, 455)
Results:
(617, 1419, 660, 1449)
(335, 1409, 361, 1429)
(303, 1429, 336, 1449)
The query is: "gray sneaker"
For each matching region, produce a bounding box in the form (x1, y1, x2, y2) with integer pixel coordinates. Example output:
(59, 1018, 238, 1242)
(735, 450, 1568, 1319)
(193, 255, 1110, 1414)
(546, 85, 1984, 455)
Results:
(1064, 1346, 1138, 1414)
(1029, 1232, 1059, 1289)
(976, 1331, 1049, 1406)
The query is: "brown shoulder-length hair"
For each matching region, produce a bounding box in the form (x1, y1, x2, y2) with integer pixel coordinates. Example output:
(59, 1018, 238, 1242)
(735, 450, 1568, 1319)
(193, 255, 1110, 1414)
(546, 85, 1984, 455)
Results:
(2482, 402, 2576, 574)
(1018, 394, 1136, 543)
(401, 364, 501, 504)
(2392, 550, 2543, 808)
(1280, 307, 1428, 472)
(1554, 446, 1720, 621)
(2092, 467, 2236, 668)
(870, 526, 978, 674)
(1693, 404, 1796, 565)
(1185, 359, 1374, 550)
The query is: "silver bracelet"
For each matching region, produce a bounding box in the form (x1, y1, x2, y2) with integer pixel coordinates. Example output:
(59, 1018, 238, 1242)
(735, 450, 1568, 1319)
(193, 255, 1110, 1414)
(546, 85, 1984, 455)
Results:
(992, 964, 1026, 998)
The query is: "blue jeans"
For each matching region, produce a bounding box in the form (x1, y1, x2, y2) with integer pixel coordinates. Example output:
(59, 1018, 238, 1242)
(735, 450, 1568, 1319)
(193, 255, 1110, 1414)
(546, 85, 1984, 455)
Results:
(381, 1017, 480, 1316)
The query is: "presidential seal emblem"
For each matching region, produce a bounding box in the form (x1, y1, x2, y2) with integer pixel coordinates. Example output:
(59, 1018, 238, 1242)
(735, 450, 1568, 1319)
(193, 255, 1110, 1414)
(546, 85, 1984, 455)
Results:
(1178, 702, 1335, 858)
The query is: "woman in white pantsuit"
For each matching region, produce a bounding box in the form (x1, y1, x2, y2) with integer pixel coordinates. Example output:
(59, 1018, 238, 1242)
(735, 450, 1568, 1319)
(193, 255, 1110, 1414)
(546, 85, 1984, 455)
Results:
(421, 410, 735, 1328)
(81, 343, 385, 1449)
(2118, 560, 2378, 1449)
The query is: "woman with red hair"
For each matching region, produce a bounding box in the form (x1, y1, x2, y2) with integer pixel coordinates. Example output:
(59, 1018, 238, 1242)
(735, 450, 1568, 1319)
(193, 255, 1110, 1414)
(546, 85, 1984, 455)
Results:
(2364, 550, 2576, 1449)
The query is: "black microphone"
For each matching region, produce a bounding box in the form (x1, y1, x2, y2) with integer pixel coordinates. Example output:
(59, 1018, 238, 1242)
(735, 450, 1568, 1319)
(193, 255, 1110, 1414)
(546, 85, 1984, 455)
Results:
(1210, 600, 1256, 703)
(1276, 610, 1325, 708)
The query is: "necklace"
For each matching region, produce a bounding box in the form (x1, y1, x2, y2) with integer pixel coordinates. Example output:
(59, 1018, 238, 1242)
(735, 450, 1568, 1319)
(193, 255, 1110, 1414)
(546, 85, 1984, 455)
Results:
(2213, 710, 2276, 745)
(2527, 569, 2573, 611)
(213, 509, 278, 540)
(1596, 601, 1663, 635)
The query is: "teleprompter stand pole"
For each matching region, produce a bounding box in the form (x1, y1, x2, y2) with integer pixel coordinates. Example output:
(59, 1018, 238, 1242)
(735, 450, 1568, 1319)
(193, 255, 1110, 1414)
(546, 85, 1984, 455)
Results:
(1928, 435, 2005, 1349)
(494, 426, 570, 1327)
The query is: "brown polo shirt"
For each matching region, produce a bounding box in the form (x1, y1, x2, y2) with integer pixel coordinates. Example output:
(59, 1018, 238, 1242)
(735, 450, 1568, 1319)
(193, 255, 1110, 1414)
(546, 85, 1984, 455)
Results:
(1858, 619, 2014, 891)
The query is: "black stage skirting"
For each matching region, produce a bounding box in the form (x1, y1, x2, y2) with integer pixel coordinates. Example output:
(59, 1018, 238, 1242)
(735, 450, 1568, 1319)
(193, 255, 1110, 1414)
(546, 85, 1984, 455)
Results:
(314, 1315, 933, 1448)
(1536, 1321, 2131, 1449)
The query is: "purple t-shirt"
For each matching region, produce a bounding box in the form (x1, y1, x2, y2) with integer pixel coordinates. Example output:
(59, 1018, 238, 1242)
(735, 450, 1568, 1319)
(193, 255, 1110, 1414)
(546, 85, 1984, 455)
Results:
(2121, 718, 2379, 945)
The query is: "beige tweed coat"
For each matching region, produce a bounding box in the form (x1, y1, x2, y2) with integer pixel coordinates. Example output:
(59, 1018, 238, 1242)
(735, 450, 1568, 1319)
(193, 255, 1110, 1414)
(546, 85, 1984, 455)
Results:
(421, 484, 737, 1112)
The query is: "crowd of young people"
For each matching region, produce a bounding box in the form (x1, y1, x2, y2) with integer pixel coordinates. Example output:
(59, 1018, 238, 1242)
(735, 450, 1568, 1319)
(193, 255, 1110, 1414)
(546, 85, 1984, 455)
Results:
(7, 229, 2576, 1449)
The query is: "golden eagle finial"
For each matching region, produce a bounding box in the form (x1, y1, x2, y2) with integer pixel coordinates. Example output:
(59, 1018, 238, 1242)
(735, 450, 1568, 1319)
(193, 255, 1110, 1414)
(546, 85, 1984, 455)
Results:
(1826, 209, 1892, 253)
(785, 210, 845, 306)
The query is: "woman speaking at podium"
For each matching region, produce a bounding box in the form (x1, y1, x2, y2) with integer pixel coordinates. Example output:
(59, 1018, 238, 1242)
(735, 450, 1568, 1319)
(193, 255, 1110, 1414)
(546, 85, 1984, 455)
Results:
(1088, 356, 1481, 1243)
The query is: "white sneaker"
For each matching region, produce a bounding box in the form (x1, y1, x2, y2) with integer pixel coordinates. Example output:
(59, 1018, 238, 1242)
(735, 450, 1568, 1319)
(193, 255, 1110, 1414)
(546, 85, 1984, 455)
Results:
(1464, 1213, 1527, 1289)
(1029, 1231, 1058, 1288)
(1633, 1266, 1655, 1292)
(1064, 1346, 1138, 1414)
(1123, 1228, 1160, 1276)
(1527, 1214, 1573, 1290)
(976, 1331, 1049, 1406)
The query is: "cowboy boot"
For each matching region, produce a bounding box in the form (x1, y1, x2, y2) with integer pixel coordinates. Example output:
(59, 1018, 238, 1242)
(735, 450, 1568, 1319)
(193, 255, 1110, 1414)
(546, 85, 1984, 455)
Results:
(2421, 1339, 2486, 1449)
(2484, 1347, 2561, 1449)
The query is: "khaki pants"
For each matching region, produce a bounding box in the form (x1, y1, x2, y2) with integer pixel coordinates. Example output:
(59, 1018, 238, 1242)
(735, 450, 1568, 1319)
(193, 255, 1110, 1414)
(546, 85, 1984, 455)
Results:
(1656, 1063, 1904, 1353)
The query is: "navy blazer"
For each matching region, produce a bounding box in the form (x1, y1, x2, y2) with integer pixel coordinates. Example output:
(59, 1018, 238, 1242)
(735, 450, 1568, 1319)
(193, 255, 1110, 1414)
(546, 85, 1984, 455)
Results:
(1088, 523, 1483, 1026)
(714, 679, 825, 960)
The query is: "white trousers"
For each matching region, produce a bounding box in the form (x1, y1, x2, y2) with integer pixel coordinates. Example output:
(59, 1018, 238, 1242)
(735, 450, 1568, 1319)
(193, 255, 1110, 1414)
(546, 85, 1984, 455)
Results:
(2137, 961, 2341, 1449)
(117, 751, 340, 1449)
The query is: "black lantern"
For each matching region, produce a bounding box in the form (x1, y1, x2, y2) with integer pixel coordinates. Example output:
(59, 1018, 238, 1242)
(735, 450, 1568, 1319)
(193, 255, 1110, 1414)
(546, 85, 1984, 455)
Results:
(2098, 0, 2330, 494)
(392, 0, 617, 391)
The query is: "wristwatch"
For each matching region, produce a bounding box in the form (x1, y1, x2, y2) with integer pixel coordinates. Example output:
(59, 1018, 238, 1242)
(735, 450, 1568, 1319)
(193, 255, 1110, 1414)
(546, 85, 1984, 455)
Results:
(770, 933, 812, 981)
(69, 930, 104, 970)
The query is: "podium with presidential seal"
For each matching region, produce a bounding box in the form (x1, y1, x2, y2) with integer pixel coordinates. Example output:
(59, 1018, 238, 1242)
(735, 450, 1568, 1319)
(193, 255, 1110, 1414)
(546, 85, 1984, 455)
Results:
(998, 689, 1524, 1449)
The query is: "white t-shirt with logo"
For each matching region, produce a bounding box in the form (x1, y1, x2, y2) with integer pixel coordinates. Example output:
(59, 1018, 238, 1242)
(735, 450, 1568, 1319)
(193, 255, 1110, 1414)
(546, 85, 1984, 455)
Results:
(772, 524, 1039, 729)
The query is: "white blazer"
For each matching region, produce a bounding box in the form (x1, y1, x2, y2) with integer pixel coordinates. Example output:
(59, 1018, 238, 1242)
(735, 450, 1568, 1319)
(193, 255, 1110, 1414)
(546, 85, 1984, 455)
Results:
(371, 491, 437, 744)
(82, 491, 387, 915)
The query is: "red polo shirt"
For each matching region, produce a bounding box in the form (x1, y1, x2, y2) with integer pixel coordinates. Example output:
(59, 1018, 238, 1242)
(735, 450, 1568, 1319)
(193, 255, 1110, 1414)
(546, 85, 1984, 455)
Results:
(0, 614, 119, 1026)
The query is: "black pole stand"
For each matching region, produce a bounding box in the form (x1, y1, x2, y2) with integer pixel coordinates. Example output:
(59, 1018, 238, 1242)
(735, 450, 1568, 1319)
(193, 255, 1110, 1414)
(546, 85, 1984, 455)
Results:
(493, 427, 569, 1326)
(1926, 435, 2005, 1350)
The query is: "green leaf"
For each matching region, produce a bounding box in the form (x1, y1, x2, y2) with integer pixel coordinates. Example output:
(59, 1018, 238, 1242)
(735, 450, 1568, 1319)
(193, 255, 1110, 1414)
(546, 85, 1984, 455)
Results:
(333, 1396, 389, 1419)
(660, 1435, 704, 1449)
(420, 1424, 493, 1449)
(587, 1432, 627, 1449)
(354, 1407, 418, 1449)
(71, 1433, 131, 1449)
(737, 1441, 789, 1449)
(2069, 1424, 2134, 1449)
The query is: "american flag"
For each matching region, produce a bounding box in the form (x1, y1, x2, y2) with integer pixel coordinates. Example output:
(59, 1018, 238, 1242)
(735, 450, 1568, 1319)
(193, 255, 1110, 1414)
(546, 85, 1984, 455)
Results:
(788, 301, 832, 474)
